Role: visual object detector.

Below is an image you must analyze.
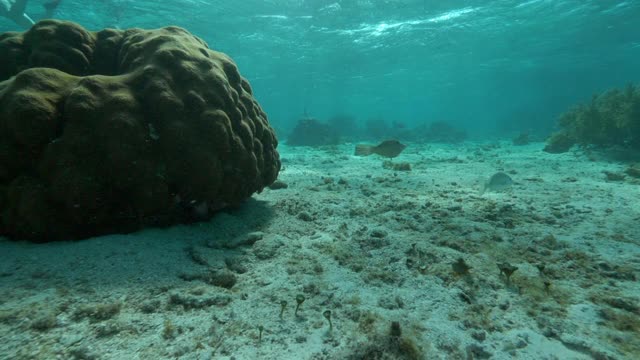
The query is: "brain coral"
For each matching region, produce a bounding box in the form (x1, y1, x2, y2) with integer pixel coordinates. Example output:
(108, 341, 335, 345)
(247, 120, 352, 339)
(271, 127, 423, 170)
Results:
(0, 20, 280, 241)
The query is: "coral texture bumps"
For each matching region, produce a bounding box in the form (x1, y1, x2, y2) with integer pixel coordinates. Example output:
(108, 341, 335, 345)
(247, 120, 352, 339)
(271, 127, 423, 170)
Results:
(0, 20, 280, 241)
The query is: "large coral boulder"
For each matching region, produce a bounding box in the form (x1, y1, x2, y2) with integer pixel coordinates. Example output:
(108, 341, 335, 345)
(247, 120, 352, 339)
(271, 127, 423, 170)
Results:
(0, 20, 280, 241)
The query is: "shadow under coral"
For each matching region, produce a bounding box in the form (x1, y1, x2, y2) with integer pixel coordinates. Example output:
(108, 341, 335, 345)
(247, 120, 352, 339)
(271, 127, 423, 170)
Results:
(0, 198, 276, 292)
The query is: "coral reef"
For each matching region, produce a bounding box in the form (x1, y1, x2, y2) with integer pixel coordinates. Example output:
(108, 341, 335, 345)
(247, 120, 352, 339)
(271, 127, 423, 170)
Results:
(327, 113, 360, 140)
(625, 163, 640, 178)
(287, 115, 468, 145)
(364, 117, 393, 139)
(543, 132, 574, 153)
(512, 132, 530, 146)
(398, 121, 467, 143)
(422, 121, 467, 143)
(0, 20, 280, 241)
(286, 117, 338, 146)
(545, 83, 640, 152)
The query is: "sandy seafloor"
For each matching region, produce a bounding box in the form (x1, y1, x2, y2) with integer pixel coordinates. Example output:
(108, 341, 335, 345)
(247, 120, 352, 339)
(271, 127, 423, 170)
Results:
(0, 141, 639, 360)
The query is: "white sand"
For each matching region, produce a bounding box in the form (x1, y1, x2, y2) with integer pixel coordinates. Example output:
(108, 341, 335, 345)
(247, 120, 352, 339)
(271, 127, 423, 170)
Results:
(0, 141, 638, 360)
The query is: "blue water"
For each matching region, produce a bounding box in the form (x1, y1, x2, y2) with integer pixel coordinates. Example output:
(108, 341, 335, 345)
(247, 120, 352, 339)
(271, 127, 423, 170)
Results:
(2, 0, 639, 137)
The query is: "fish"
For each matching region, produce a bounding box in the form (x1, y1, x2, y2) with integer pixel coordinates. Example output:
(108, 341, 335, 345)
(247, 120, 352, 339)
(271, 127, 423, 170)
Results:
(355, 140, 406, 158)
(480, 172, 513, 195)
(0, 0, 61, 28)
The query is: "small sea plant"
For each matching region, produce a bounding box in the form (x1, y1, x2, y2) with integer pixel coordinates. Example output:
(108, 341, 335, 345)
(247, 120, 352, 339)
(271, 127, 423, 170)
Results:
(390, 321, 402, 338)
(323, 310, 333, 331)
(452, 258, 471, 276)
(163, 319, 177, 340)
(295, 294, 306, 316)
(343, 319, 423, 359)
(497, 262, 518, 283)
(279, 300, 287, 319)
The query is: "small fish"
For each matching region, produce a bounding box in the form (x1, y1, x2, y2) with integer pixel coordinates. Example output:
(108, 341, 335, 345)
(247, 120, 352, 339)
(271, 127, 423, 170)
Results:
(480, 172, 513, 195)
(355, 140, 406, 158)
